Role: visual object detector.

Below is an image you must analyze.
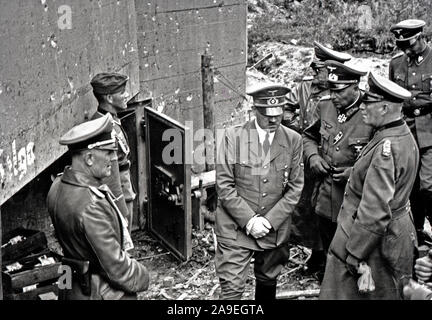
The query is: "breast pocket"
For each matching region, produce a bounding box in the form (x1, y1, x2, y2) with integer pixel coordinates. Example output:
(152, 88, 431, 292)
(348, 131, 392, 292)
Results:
(320, 127, 330, 155)
(422, 73, 432, 92)
(394, 72, 406, 87)
(348, 137, 369, 160)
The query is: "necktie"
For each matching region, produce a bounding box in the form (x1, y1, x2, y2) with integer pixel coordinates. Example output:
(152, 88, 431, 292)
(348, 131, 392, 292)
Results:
(263, 131, 270, 155)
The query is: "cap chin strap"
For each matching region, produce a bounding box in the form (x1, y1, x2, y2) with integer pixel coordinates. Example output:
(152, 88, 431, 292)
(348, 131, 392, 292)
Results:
(88, 138, 116, 150)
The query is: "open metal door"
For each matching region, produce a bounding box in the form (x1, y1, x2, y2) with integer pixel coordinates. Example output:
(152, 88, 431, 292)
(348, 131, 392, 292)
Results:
(144, 107, 192, 261)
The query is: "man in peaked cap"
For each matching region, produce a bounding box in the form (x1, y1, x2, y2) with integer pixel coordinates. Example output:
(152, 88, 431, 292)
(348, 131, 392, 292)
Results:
(215, 83, 303, 300)
(389, 19, 432, 246)
(303, 60, 373, 267)
(320, 73, 419, 299)
(47, 114, 149, 300)
(285, 42, 352, 277)
(90, 72, 135, 232)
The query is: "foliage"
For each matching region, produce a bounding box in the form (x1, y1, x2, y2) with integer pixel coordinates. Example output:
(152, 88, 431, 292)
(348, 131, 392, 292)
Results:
(248, 0, 432, 62)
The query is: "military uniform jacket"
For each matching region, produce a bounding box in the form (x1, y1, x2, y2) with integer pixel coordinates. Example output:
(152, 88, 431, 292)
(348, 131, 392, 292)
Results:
(389, 45, 432, 149)
(286, 78, 329, 132)
(303, 95, 373, 221)
(47, 167, 149, 299)
(215, 120, 304, 250)
(92, 111, 135, 219)
(329, 121, 419, 278)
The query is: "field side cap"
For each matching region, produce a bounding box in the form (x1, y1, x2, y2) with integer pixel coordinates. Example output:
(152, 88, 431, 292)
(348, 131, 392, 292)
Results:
(91, 72, 129, 95)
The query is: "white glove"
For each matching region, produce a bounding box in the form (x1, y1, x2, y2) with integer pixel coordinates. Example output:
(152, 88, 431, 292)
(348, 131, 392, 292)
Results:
(246, 216, 271, 239)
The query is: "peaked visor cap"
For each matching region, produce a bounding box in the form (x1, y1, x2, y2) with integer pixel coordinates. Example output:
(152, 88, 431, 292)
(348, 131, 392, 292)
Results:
(247, 83, 290, 116)
(325, 60, 368, 88)
(390, 19, 426, 42)
(60, 114, 117, 152)
(363, 72, 411, 103)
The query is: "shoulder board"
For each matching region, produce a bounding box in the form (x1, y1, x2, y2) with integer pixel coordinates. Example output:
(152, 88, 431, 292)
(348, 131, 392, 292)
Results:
(382, 139, 392, 157)
(319, 95, 331, 101)
(56, 173, 63, 177)
(88, 186, 105, 198)
(302, 76, 314, 81)
(392, 52, 404, 59)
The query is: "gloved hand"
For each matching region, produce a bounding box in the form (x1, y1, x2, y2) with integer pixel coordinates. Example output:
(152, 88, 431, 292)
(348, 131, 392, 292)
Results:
(332, 167, 352, 183)
(403, 279, 432, 300)
(357, 262, 375, 293)
(414, 250, 432, 282)
(309, 154, 330, 176)
(246, 216, 271, 239)
(346, 253, 360, 276)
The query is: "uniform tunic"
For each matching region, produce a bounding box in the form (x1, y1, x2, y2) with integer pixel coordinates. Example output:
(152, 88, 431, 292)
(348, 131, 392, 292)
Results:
(286, 78, 328, 249)
(215, 120, 303, 298)
(320, 121, 419, 299)
(92, 111, 136, 227)
(303, 95, 373, 222)
(47, 167, 149, 299)
(389, 46, 432, 229)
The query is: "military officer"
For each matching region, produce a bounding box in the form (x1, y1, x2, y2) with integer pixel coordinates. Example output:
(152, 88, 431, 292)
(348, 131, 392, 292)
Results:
(90, 72, 136, 231)
(303, 60, 373, 255)
(285, 41, 352, 276)
(47, 114, 149, 300)
(320, 73, 418, 300)
(389, 19, 432, 245)
(215, 83, 304, 300)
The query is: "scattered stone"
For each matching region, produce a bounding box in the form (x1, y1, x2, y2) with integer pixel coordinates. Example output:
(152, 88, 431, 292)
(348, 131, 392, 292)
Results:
(163, 276, 175, 288)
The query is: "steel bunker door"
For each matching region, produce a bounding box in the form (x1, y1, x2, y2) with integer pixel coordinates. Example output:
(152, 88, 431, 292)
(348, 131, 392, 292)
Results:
(144, 107, 192, 261)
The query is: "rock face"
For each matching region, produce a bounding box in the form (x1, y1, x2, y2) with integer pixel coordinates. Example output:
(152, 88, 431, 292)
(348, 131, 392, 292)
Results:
(248, 41, 390, 91)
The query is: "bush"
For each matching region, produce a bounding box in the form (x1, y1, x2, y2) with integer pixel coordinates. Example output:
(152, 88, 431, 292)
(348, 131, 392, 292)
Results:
(248, 0, 432, 59)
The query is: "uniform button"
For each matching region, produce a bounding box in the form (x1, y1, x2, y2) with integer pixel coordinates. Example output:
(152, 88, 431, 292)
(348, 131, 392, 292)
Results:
(262, 193, 267, 197)
(413, 97, 416, 101)
(304, 120, 308, 124)
(263, 178, 268, 183)
(263, 165, 268, 169)
(413, 72, 416, 76)
(357, 140, 360, 143)
(261, 206, 265, 210)
(306, 108, 310, 112)
(412, 84, 416, 88)
(336, 147, 340, 151)
(347, 179, 350, 183)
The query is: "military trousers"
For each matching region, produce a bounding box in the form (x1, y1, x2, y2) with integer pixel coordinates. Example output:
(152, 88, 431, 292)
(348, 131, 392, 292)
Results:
(317, 215, 337, 254)
(215, 240, 290, 300)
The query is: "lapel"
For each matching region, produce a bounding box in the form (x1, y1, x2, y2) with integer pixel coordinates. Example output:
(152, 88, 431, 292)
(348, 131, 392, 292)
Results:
(239, 121, 261, 165)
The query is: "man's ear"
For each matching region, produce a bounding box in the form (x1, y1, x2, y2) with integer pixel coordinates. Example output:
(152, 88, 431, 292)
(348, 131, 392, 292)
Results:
(83, 152, 94, 166)
(381, 104, 389, 115)
(106, 94, 114, 104)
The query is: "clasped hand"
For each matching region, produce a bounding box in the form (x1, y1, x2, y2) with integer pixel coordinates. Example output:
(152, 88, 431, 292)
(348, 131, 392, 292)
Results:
(246, 216, 272, 239)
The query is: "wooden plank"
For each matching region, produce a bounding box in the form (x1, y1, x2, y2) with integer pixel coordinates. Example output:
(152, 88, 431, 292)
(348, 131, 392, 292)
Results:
(4, 284, 58, 301)
(276, 289, 320, 300)
(191, 170, 216, 190)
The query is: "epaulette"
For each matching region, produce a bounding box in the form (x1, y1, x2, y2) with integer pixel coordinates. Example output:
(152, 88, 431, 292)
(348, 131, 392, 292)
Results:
(302, 76, 314, 81)
(89, 186, 105, 198)
(319, 95, 331, 101)
(392, 52, 404, 60)
(382, 139, 392, 158)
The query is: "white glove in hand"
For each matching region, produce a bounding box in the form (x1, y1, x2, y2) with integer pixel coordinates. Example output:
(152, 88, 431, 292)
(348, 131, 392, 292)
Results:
(246, 216, 271, 239)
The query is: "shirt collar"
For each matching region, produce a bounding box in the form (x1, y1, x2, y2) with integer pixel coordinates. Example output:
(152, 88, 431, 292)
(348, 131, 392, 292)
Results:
(254, 119, 275, 144)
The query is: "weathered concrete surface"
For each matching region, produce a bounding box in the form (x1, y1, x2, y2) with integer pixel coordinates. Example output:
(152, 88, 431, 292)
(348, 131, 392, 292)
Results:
(0, 0, 140, 206)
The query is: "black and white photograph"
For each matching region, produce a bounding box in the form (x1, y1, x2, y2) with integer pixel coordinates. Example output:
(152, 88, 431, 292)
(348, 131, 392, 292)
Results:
(1, 0, 432, 309)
